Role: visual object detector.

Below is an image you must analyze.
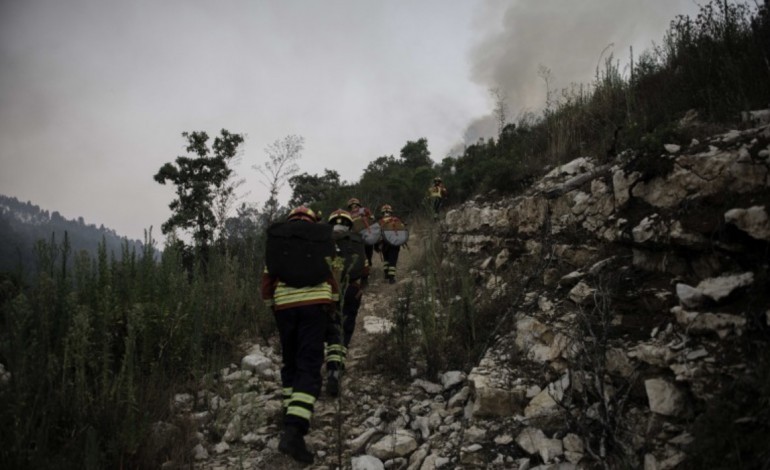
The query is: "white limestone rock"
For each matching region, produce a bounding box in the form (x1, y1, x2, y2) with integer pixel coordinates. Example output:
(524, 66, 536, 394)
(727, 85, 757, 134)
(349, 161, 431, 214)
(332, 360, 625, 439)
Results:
(725, 206, 770, 241)
(568, 281, 595, 305)
(367, 430, 418, 460)
(672, 306, 747, 338)
(676, 283, 706, 308)
(240, 350, 273, 376)
(645, 378, 686, 416)
(440, 371, 466, 391)
(363, 316, 395, 334)
(696, 272, 754, 302)
(352, 455, 385, 470)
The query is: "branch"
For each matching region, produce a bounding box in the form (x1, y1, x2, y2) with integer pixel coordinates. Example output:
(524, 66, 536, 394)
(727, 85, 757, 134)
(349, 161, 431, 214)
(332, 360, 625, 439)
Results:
(542, 163, 613, 199)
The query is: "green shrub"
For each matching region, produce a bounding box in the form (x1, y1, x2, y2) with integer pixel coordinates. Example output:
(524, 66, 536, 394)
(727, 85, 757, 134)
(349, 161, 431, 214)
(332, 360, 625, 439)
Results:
(0, 232, 265, 468)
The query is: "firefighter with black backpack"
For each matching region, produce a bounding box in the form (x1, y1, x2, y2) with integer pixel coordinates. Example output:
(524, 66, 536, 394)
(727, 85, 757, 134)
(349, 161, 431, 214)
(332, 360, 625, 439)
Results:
(261, 206, 339, 464)
(324, 209, 370, 397)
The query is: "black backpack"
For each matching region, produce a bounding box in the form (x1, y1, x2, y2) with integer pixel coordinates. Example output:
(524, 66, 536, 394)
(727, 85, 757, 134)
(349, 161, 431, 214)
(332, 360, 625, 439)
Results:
(265, 221, 335, 287)
(333, 231, 366, 281)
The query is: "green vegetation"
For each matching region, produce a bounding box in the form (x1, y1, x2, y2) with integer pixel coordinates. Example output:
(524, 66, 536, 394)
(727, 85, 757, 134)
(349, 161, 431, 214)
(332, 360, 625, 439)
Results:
(0, 232, 266, 468)
(154, 129, 246, 263)
(439, 0, 770, 202)
(0, 195, 144, 278)
(285, 2, 769, 216)
(1, 1, 768, 467)
(365, 220, 503, 380)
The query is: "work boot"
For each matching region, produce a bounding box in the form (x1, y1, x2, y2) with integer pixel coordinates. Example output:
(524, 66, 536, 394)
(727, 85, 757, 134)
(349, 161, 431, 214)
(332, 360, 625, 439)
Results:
(278, 425, 314, 464)
(327, 370, 339, 397)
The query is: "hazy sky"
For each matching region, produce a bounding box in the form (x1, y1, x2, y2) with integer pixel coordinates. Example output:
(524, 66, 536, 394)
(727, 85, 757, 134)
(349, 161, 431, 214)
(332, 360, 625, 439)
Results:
(0, 0, 701, 241)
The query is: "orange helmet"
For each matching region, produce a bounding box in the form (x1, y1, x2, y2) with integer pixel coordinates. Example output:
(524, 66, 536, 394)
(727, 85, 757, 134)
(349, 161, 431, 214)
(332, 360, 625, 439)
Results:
(347, 197, 361, 209)
(380, 204, 393, 215)
(328, 209, 353, 227)
(287, 206, 319, 223)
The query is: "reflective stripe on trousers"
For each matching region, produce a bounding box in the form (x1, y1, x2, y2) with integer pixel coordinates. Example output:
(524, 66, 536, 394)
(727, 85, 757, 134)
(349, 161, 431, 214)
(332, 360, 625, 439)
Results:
(274, 304, 328, 434)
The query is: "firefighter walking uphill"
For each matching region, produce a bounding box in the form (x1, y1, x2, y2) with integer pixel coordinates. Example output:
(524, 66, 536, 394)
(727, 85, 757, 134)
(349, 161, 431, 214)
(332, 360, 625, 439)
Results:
(261, 206, 339, 465)
(377, 204, 406, 284)
(428, 176, 448, 218)
(347, 197, 376, 269)
(324, 209, 370, 397)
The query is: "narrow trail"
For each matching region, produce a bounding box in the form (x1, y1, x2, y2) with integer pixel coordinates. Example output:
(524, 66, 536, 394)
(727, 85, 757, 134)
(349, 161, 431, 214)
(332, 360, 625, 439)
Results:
(252, 223, 422, 470)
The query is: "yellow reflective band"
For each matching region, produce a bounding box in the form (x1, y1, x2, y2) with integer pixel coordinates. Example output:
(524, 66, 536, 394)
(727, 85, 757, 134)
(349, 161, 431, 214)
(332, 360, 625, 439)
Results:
(325, 344, 347, 354)
(287, 406, 312, 420)
(291, 392, 316, 405)
(282, 387, 293, 397)
(274, 283, 333, 306)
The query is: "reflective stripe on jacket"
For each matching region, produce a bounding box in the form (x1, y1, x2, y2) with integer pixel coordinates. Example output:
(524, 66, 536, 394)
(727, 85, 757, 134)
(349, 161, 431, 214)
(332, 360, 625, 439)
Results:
(261, 268, 339, 310)
(428, 184, 447, 198)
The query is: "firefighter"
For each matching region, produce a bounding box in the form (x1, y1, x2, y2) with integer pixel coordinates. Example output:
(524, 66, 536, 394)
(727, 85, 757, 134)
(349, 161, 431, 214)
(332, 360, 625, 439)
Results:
(377, 204, 405, 284)
(261, 206, 339, 464)
(324, 209, 369, 397)
(427, 176, 448, 218)
(347, 197, 376, 269)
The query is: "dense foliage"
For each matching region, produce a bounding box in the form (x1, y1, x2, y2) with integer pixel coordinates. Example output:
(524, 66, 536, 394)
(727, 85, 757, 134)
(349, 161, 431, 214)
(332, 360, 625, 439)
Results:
(154, 129, 245, 259)
(284, 1, 769, 216)
(438, 0, 770, 203)
(0, 233, 265, 468)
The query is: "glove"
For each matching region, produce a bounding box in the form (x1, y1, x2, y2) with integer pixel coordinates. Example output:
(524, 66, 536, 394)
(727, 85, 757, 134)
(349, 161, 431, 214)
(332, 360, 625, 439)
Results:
(324, 304, 341, 322)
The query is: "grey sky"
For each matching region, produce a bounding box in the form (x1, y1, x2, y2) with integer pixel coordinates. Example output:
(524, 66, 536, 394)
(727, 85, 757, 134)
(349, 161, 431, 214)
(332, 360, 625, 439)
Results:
(0, 0, 700, 241)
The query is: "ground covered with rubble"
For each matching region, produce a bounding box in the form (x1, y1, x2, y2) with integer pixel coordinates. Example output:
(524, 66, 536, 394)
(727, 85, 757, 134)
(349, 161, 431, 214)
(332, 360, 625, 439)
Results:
(162, 118, 770, 469)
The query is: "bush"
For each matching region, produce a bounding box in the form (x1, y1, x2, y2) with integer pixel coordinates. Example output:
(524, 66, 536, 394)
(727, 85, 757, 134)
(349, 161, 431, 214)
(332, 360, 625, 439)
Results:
(0, 232, 266, 468)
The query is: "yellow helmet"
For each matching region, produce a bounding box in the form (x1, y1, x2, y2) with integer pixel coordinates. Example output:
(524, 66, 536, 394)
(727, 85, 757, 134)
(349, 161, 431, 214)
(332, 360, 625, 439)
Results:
(328, 209, 353, 227)
(287, 206, 319, 223)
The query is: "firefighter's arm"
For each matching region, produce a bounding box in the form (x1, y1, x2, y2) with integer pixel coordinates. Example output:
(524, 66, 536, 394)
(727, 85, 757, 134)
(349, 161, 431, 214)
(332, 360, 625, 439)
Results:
(260, 268, 277, 308)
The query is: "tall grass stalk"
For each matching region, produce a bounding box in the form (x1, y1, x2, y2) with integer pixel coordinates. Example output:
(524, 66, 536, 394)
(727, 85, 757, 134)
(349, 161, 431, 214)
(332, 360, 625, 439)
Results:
(0, 230, 266, 468)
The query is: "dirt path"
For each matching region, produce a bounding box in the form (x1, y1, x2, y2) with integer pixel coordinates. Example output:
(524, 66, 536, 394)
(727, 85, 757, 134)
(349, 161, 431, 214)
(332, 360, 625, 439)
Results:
(206, 226, 429, 469)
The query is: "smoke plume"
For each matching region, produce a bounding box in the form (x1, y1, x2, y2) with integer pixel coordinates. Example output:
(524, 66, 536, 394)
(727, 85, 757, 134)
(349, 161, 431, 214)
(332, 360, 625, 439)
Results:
(458, 0, 700, 149)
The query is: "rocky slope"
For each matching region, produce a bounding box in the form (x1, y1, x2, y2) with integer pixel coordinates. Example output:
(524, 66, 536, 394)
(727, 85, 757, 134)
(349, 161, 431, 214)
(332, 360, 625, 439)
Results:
(160, 118, 770, 469)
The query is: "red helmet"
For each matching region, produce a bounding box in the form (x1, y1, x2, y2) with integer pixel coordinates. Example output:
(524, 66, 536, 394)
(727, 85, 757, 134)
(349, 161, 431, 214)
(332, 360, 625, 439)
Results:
(380, 204, 393, 215)
(287, 206, 319, 223)
(347, 197, 361, 209)
(328, 209, 353, 227)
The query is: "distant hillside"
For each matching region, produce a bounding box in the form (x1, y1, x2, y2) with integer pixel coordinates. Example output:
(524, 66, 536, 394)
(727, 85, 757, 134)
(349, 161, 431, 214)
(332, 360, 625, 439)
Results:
(0, 194, 144, 276)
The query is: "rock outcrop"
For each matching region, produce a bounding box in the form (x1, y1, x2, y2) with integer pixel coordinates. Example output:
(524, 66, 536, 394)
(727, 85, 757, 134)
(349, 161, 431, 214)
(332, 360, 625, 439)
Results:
(158, 121, 769, 469)
(441, 122, 770, 468)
